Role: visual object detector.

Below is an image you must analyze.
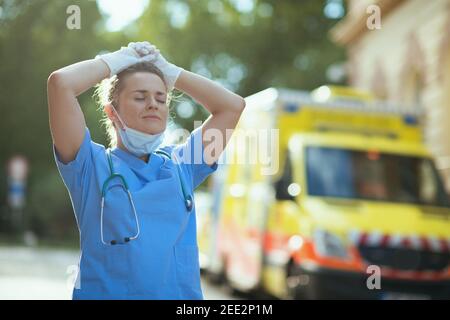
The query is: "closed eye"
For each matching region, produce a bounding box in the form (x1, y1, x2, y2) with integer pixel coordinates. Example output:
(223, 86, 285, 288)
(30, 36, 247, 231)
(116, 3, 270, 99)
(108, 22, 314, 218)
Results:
(134, 97, 166, 103)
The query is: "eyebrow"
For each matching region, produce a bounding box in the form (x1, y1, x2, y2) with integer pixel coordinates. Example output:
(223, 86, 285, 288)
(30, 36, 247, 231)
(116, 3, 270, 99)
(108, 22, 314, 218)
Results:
(132, 90, 166, 96)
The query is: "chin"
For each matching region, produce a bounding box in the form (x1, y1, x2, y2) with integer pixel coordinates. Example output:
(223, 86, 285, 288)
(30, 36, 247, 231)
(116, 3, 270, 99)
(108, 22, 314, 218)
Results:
(144, 126, 165, 135)
(140, 120, 165, 133)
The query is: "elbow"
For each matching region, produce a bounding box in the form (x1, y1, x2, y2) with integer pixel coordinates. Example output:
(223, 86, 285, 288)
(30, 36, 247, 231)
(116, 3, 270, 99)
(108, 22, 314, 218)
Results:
(209, 95, 246, 116)
(234, 95, 246, 114)
(222, 95, 246, 116)
(240, 96, 246, 111)
(47, 71, 69, 89)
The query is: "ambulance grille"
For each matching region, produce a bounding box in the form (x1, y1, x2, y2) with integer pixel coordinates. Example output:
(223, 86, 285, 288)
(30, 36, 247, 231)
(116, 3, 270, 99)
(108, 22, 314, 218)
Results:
(358, 246, 450, 272)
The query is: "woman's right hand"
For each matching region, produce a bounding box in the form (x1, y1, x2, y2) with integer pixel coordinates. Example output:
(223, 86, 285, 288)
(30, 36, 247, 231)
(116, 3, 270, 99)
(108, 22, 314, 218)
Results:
(128, 41, 183, 90)
(96, 42, 159, 77)
(128, 41, 160, 57)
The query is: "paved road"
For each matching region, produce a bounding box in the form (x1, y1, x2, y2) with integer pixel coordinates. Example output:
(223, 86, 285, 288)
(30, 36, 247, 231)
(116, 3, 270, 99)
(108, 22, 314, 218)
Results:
(0, 246, 236, 300)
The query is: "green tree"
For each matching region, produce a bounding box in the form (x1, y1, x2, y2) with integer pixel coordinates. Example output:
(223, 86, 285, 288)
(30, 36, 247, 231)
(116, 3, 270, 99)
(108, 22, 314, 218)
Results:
(0, 0, 106, 241)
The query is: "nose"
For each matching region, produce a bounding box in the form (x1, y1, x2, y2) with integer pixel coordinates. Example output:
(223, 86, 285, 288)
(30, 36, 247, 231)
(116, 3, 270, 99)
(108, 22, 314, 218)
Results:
(146, 97, 159, 110)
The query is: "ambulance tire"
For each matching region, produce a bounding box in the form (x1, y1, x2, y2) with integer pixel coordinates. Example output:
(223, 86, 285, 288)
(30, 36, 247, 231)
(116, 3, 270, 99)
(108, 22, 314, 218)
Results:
(286, 262, 342, 300)
(225, 283, 247, 298)
(286, 261, 317, 300)
(286, 262, 304, 300)
(206, 264, 226, 285)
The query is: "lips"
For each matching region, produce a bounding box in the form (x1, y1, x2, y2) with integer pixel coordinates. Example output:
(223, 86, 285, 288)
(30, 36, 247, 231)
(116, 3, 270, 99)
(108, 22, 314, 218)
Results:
(142, 115, 161, 120)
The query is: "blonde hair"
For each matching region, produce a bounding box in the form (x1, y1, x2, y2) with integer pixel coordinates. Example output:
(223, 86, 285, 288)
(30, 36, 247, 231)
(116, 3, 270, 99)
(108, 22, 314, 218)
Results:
(94, 62, 175, 147)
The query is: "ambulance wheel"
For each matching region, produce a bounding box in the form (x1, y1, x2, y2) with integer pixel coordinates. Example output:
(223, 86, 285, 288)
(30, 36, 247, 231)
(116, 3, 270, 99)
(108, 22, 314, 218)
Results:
(286, 261, 308, 300)
(207, 267, 226, 285)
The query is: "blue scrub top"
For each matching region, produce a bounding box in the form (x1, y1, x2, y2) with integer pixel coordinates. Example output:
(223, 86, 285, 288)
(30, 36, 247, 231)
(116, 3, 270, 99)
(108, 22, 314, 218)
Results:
(53, 126, 218, 300)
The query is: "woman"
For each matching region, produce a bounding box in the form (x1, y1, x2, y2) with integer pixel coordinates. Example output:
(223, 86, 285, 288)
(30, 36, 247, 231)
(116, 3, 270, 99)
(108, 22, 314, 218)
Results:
(47, 41, 245, 299)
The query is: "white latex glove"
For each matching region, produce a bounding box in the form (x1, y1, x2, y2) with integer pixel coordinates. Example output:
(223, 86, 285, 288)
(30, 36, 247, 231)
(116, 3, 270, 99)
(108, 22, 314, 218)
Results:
(133, 41, 183, 90)
(96, 42, 158, 77)
(128, 41, 160, 57)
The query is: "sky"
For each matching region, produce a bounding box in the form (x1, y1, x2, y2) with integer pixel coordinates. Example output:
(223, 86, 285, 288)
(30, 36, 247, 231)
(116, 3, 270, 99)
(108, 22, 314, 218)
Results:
(96, 0, 149, 32)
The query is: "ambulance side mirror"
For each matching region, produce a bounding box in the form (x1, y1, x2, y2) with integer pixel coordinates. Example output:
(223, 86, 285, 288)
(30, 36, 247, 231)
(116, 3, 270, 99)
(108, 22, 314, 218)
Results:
(275, 181, 294, 201)
(274, 154, 295, 201)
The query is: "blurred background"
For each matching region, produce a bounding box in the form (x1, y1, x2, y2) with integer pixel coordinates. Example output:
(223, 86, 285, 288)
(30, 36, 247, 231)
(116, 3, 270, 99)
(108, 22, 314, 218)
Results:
(0, 0, 449, 299)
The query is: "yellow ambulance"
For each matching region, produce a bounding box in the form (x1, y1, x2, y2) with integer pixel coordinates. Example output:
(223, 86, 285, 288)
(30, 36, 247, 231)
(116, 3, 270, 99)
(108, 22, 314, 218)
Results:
(199, 85, 450, 299)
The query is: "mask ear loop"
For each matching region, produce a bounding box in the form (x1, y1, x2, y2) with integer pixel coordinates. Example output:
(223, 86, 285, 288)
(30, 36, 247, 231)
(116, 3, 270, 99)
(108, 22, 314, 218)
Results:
(110, 103, 127, 131)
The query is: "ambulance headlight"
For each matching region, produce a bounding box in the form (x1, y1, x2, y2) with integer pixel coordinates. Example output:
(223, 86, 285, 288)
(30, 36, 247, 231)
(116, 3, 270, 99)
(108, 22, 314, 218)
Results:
(313, 230, 349, 259)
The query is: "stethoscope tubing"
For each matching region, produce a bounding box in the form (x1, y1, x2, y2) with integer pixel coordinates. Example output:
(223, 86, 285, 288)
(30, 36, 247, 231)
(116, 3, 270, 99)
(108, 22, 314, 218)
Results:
(100, 148, 193, 246)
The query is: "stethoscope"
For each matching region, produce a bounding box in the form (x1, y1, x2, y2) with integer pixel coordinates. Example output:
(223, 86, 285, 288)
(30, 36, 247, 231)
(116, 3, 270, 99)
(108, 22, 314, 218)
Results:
(100, 148, 193, 246)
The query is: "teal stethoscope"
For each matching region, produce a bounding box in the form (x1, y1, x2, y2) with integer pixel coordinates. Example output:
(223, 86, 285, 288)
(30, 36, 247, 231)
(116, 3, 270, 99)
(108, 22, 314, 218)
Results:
(100, 148, 193, 246)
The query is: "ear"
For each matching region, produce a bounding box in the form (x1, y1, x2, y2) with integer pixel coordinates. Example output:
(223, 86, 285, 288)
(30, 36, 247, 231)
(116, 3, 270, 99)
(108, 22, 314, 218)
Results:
(104, 103, 123, 130)
(104, 103, 114, 119)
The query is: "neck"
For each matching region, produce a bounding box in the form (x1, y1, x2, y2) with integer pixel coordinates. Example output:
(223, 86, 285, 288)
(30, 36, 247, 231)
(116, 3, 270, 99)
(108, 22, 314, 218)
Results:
(116, 137, 150, 163)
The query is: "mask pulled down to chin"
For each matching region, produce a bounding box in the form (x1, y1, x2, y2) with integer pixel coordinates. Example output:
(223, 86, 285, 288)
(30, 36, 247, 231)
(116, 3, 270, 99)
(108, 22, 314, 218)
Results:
(111, 105, 165, 157)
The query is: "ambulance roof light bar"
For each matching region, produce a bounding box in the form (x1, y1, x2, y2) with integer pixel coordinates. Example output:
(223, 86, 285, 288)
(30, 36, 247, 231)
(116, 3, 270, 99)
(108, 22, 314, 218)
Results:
(277, 86, 423, 117)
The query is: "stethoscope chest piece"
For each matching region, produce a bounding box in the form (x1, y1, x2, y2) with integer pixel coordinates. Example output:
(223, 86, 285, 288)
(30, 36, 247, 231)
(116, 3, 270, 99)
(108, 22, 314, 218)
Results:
(185, 195, 193, 212)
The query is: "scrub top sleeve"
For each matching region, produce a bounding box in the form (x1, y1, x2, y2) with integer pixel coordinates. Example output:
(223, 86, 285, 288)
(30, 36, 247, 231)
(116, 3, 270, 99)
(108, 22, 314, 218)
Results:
(53, 127, 93, 196)
(173, 126, 219, 189)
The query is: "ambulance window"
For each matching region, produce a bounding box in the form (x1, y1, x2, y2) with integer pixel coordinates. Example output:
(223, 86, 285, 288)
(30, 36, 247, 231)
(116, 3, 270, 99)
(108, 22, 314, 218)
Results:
(275, 153, 294, 200)
(305, 146, 450, 207)
(419, 160, 441, 205)
(354, 152, 388, 200)
(427, 162, 450, 208)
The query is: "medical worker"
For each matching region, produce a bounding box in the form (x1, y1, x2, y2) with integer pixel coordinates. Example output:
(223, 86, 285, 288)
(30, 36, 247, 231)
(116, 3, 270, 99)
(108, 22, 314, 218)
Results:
(47, 41, 245, 299)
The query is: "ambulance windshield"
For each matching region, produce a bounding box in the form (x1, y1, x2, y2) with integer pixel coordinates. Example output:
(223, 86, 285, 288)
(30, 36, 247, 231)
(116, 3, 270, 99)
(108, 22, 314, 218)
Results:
(306, 146, 450, 207)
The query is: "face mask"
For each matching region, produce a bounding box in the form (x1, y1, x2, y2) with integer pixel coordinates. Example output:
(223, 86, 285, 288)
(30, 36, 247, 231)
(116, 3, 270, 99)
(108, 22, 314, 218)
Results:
(111, 105, 165, 157)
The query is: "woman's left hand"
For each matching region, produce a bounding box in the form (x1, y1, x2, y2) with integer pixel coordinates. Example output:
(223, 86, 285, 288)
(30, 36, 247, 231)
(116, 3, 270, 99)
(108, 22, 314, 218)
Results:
(128, 41, 159, 57)
(129, 41, 183, 90)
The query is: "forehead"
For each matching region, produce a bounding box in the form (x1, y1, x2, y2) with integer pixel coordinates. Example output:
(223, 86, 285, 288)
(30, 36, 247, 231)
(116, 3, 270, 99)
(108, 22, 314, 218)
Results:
(122, 72, 167, 95)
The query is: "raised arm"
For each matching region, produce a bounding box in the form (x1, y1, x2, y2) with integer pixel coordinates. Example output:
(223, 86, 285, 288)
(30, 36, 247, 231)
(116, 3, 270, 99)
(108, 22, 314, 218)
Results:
(47, 59, 109, 163)
(47, 42, 158, 163)
(174, 71, 246, 165)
